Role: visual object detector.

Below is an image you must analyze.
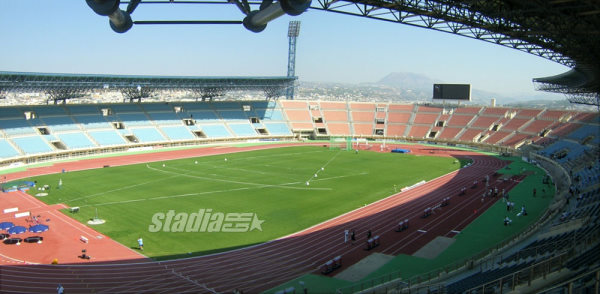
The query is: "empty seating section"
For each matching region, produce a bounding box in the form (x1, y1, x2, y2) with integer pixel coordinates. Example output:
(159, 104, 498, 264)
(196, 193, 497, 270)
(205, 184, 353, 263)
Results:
(290, 122, 314, 130)
(446, 262, 533, 293)
(218, 110, 248, 121)
(323, 111, 348, 122)
(88, 130, 126, 146)
(141, 103, 172, 112)
(351, 111, 375, 122)
(228, 124, 258, 137)
(131, 128, 165, 143)
(0, 118, 36, 135)
(211, 102, 241, 109)
(573, 112, 599, 123)
(160, 126, 196, 140)
(502, 118, 530, 131)
(386, 125, 406, 137)
(73, 114, 112, 129)
(438, 127, 462, 140)
(0, 139, 20, 158)
(416, 106, 442, 113)
(353, 124, 373, 136)
(501, 133, 531, 147)
(551, 123, 582, 137)
(199, 124, 231, 138)
(350, 103, 375, 110)
(1, 102, 598, 162)
(320, 102, 347, 110)
(0, 107, 24, 118)
(387, 112, 411, 123)
(568, 124, 599, 143)
(522, 119, 554, 134)
(482, 107, 510, 116)
(188, 111, 219, 121)
(116, 113, 152, 126)
(413, 113, 438, 124)
(471, 116, 499, 129)
(516, 109, 542, 118)
(388, 104, 413, 111)
(327, 123, 351, 136)
(28, 106, 66, 116)
(459, 129, 482, 142)
(110, 103, 142, 113)
(40, 116, 79, 131)
(65, 105, 100, 114)
(57, 133, 96, 149)
(484, 131, 512, 145)
(539, 140, 589, 163)
(260, 109, 284, 120)
(147, 112, 181, 125)
(454, 106, 481, 114)
(447, 114, 474, 127)
(279, 100, 307, 109)
(408, 125, 430, 138)
(541, 110, 570, 120)
(12, 136, 53, 154)
(181, 102, 213, 110)
(284, 109, 312, 122)
(264, 123, 292, 135)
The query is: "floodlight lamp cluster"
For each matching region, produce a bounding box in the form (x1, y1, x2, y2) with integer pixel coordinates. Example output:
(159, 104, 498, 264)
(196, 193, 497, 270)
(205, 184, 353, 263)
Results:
(86, 0, 311, 33)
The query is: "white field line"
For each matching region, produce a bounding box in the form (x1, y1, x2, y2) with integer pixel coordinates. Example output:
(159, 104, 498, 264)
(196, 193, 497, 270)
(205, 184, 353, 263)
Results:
(306, 150, 343, 183)
(68, 174, 180, 203)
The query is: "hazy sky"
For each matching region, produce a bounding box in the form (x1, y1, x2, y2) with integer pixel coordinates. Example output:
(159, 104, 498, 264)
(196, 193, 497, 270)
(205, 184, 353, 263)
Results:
(0, 1, 570, 98)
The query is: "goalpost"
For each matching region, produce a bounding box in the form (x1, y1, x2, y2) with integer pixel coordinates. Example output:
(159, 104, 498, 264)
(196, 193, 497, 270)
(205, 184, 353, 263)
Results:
(329, 137, 352, 151)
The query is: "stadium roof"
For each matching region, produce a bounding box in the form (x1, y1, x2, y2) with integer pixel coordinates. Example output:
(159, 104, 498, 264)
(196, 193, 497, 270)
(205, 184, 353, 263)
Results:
(98, 0, 600, 105)
(0, 71, 296, 102)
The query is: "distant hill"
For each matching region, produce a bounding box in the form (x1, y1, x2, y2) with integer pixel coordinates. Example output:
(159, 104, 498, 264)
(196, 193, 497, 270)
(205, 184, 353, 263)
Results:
(377, 72, 437, 91)
(298, 72, 575, 109)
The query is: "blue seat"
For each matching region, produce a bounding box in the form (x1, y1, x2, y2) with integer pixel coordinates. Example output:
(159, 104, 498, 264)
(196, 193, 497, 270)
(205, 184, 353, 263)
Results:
(161, 126, 195, 140)
(0, 139, 21, 158)
(131, 128, 165, 142)
(88, 130, 126, 146)
(58, 133, 96, 149)
(12, 136, 53, 154)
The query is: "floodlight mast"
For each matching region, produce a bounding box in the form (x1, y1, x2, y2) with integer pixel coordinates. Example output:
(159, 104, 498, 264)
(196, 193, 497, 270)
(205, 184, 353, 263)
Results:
(286, 21, 300, 99)
(86, 0, 311, 33)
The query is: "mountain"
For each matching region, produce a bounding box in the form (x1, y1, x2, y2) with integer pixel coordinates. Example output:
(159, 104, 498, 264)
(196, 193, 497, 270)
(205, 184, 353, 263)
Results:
(377, 72, 437, 91)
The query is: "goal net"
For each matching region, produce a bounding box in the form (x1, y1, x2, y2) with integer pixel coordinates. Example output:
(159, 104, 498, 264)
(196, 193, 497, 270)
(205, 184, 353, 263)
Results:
(329, 137, 352, 151)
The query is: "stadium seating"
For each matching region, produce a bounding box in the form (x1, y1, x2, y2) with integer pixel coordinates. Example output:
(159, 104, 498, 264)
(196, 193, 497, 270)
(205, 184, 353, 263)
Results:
(0, 118, 37, 135)
(72, 114, 112, 129)
(0, 139, 20, 158)
(40, 116, 80, 132)
(228, 123, 258, 137)
(57, 133, 96, 149)
(11, 136, 53, 154)
(264, 123, 292, 135)
(199, 124, 232, 138)
(147, 112, 182, 125)
(160, 126, 196, 140)
(131, 127, 166, 143)
(88, 130, 126, 146)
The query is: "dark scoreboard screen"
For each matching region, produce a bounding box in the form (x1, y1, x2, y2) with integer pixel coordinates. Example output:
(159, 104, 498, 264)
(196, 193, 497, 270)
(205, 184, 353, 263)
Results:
(433, 84, 471, 100)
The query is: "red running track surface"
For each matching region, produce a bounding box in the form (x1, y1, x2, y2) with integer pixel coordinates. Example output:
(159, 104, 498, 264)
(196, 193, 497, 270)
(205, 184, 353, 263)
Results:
(0, 143, 519, 293)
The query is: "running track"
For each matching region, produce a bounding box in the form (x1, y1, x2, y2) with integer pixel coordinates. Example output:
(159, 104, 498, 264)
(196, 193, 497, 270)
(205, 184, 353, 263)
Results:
(0, 143, 521, 293)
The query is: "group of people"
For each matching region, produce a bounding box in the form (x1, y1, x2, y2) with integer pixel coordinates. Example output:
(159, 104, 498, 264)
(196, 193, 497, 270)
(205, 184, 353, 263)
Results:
(344, 229, 371, 244)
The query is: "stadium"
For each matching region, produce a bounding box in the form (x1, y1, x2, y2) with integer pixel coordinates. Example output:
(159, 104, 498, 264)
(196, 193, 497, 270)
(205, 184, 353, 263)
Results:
(1, 1, 600, 294)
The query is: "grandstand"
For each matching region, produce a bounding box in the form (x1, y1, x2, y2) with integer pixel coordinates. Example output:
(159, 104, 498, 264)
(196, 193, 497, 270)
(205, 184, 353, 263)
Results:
(0, 98, 598, 293)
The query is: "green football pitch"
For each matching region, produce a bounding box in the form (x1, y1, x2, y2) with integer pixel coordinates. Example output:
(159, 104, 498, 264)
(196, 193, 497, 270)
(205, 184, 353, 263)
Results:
(26, 146, 460, 260)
